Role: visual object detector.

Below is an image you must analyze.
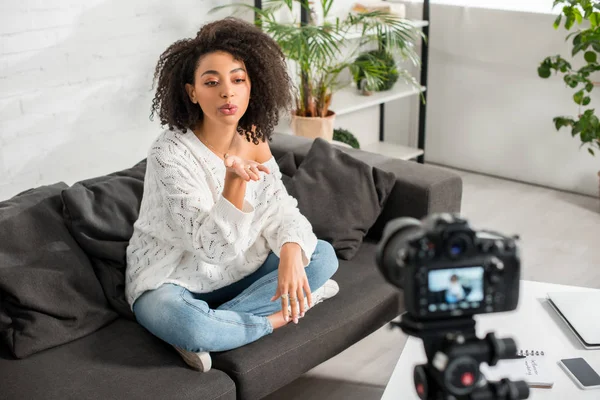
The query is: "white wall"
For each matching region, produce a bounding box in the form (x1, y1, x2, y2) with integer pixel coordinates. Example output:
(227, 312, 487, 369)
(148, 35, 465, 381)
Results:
(0, 0, 416, 201)
(399, 1, 599, 197)
(0, 0, 240, 201)
(4, 0, 593, 200)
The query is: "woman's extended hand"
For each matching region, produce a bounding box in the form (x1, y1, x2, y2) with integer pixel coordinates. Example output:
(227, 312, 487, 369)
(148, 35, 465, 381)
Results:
(271, 243, 312, 324)
(224, 154, 270, 182)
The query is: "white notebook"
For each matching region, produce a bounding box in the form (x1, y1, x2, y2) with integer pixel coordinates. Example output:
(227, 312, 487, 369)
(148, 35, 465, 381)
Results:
(480, 349, 554, 389)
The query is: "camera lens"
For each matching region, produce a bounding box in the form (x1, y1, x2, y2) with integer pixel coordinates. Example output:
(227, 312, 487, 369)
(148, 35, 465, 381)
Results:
(447, 234, 471, 258)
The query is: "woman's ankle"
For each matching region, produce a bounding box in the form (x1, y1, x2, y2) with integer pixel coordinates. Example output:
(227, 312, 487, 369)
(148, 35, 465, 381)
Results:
(267, 312, 289, 330)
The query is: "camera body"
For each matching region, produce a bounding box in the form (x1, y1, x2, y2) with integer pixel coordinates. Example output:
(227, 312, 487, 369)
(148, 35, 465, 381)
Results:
(376, 213, 520, 320)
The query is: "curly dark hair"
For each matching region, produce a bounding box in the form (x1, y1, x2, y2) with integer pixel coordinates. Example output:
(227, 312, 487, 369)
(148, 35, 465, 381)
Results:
(150, 17, 294, 143)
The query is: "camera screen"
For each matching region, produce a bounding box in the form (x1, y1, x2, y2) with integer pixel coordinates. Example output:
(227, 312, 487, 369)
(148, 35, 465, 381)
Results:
(427, 267, 485, 312)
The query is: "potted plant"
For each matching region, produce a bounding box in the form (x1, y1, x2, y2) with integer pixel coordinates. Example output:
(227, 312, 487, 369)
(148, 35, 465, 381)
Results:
(333, 127, 360, 148)
(538, 0, 600, 198)
(212, 0, 422, 141)
(354, 49, 399, 93)
(348, 4, 422, 94)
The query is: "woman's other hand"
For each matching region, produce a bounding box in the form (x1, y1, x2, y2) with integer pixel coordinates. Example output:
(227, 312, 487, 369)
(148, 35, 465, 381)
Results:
(271, 243, 312, 324)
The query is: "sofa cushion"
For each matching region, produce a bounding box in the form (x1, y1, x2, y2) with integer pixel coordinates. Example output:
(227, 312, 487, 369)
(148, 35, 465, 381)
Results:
(270, 133, 314, 165)
(276, 151, 298, 189)
(283, 138, 397, 260)
(276, 151, 298, 177)
(61, 160, 147, 320)
(0, 183, 117, 359)
(0, 319, 236, 400)
(270, 133, 390, 168)
(211, 241, 401, 400)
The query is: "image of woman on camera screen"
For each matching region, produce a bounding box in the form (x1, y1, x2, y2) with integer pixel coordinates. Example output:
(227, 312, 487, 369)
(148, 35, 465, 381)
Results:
(428, 268, 484, 305)
(446, 274, 466, 303)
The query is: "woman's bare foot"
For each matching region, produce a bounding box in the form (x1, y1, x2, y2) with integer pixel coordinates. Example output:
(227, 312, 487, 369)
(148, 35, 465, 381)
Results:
(267, 311, 290, 330)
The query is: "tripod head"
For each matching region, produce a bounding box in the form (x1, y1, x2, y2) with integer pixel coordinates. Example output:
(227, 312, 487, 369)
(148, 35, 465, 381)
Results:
(393, 313, 530, 400)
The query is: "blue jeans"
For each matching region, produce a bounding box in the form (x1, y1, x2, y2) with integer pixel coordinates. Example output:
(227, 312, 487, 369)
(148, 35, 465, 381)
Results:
(132, 240, 338, 353)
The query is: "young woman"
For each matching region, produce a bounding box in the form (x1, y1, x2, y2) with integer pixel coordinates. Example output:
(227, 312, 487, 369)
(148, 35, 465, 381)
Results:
(125, 17, 339, 372)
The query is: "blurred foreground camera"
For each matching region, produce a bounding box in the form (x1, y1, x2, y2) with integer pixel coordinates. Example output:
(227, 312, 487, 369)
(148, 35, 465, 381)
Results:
(376, 213, 520, 320)
(376, 213, 529, 400)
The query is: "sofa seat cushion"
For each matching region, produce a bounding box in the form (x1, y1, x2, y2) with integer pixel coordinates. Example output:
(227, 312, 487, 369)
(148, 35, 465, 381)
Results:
(0, 318, 236, 400)
(211, 241, 402, 400)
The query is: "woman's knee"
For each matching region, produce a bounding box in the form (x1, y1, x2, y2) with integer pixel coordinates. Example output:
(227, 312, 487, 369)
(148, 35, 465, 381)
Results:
(164, 295, 221, 352)
(312, 240, 339, 278)
(133, 284, 181, 328)
(133, 285, 217, 352)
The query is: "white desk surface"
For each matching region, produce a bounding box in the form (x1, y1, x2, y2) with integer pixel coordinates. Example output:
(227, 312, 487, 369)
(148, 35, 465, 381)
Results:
(382, 280, 600, 400)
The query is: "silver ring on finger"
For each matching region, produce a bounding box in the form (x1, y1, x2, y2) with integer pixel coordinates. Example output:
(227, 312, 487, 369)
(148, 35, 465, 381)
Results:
(281, 294, 289, 300)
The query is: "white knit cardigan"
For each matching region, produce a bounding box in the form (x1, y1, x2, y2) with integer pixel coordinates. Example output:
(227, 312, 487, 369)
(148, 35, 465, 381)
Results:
(125, 129, 317, 308)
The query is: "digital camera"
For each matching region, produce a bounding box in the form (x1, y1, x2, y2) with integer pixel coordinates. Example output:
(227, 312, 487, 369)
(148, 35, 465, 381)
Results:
(375, 213, 521, 320)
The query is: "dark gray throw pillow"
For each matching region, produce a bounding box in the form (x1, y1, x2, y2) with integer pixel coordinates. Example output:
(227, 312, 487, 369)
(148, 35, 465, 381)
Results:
(61, 160, 147, 320)
(0, 183, 117, 359)
(276, 151, 298, 187)
(283, 138, 397, 260)
(276, 151, 298, 177)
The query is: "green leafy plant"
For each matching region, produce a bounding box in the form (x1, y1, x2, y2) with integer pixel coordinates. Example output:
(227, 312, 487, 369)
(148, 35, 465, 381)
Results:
(212, 0, 422, 118)
(538, 0, 600, 156)
(353, 49, 399, 91)
(333, 127, 360, 148)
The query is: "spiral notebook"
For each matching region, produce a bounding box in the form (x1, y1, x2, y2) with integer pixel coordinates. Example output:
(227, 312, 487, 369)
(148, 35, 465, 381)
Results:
(480, 349, 554, 389)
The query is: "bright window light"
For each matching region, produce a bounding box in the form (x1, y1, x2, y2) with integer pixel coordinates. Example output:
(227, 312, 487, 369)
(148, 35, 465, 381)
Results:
(399, 0, 560, 15)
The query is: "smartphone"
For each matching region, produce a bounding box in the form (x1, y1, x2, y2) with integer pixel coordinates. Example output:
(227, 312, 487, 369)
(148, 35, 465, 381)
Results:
(559, 358, 600, 390)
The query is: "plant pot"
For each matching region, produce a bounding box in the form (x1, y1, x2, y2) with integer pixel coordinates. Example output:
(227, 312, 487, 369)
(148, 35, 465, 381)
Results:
(291, 111, 336, 141)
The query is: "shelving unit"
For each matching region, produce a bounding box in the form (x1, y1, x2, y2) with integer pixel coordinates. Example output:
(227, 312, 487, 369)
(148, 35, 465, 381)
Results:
(332, 83, 426, 117)
(254, 0, 431, 163)
(362, 141, 424, 160)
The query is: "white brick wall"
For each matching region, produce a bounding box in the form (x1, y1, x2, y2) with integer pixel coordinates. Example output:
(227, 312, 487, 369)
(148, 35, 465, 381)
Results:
(0, 0, 247, 200)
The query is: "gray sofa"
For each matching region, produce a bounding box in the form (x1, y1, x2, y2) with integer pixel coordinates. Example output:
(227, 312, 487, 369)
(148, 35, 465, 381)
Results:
(0, 133, 462, 400)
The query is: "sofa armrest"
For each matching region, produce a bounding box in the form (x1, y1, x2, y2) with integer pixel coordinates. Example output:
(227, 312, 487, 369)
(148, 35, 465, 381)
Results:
(368, 158, 463, 240)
